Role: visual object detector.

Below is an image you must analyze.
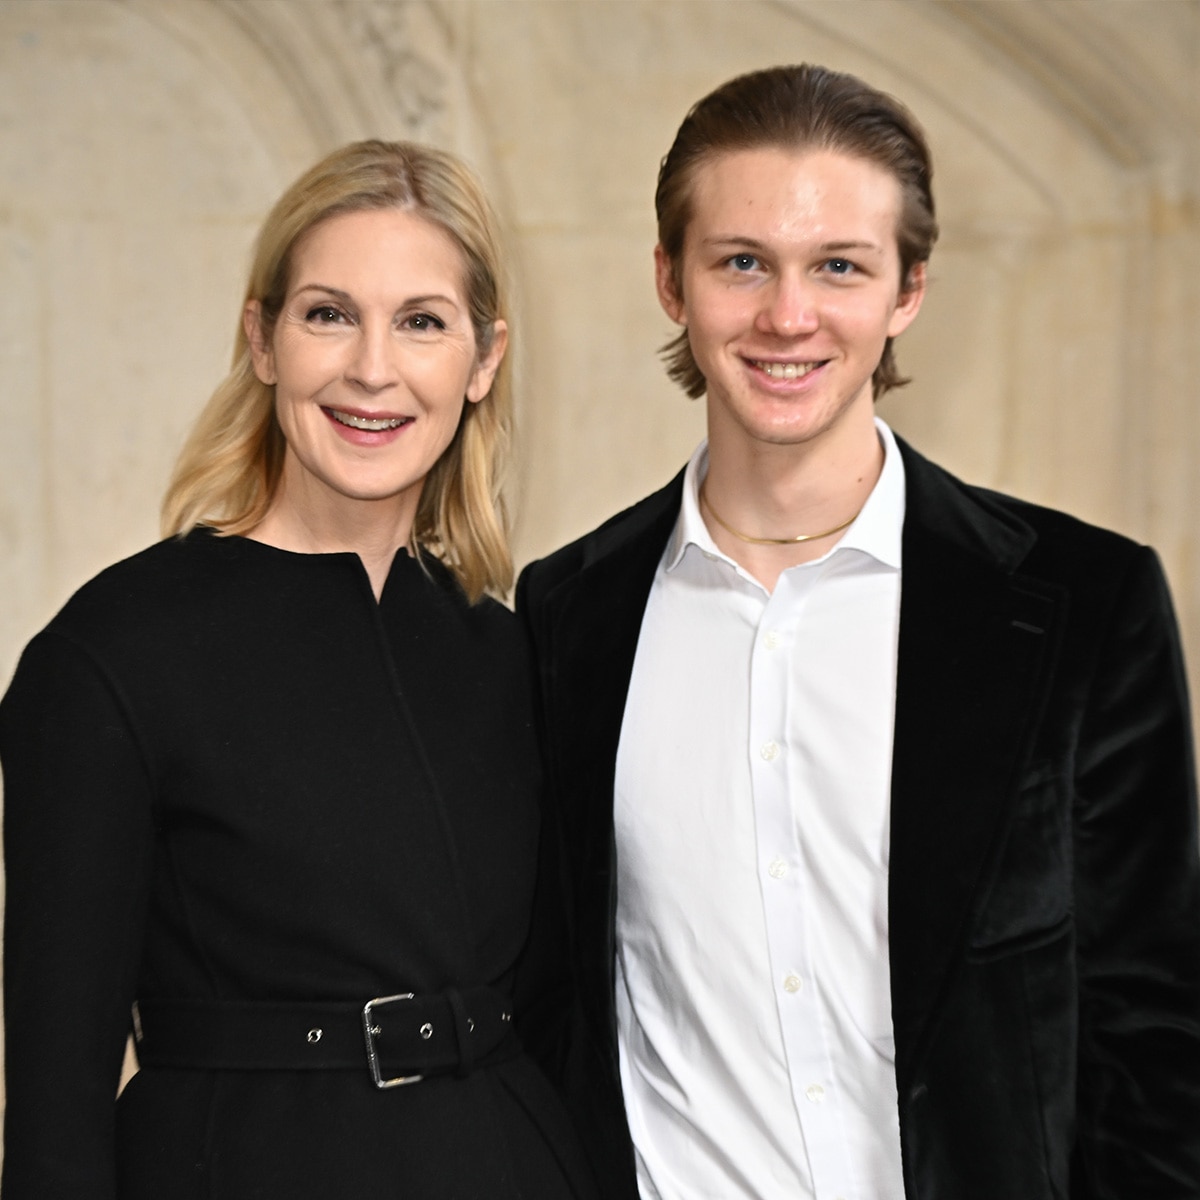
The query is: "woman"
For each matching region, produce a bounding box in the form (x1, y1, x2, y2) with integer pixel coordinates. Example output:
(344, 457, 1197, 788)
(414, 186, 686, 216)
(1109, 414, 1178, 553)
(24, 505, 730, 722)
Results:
(1, 140, 592, 1199)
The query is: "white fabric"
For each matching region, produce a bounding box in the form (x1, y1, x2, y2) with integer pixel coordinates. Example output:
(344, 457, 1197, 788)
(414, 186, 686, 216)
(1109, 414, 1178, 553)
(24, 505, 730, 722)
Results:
(613, 419, 907, 1200)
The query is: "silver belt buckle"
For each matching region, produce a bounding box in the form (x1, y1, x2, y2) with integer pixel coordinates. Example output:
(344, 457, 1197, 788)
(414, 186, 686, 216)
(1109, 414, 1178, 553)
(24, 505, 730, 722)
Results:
(362, 993, 425, 1088)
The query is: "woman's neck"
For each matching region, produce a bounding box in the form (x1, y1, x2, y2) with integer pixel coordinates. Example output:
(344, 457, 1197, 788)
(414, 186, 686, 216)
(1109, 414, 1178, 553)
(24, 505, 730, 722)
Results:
(248, 479, 418, 601)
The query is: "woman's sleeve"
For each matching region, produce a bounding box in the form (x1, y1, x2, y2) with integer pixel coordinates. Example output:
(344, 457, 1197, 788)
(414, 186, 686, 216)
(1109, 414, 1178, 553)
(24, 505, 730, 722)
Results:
(1, 629, 156, 1199)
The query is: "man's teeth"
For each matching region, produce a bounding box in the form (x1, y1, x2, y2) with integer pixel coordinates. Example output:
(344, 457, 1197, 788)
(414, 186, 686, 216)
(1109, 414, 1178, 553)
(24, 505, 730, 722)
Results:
(755, 361, 818, 380)
(330, 410, 408, 431)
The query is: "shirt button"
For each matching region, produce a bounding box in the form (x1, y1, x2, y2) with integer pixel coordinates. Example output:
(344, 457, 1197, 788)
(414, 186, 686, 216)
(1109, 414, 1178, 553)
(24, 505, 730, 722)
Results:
(768, 858, 788, 879)
(805, 1083, 825, 1103)
(783, 973, 803, 993)
(760, 741, 779, 761)
(763, 631, 780, 650)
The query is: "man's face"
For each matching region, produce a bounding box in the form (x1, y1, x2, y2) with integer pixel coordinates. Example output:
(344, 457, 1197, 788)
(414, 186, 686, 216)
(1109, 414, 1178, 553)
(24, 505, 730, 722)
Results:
(656, 147, 925, 460)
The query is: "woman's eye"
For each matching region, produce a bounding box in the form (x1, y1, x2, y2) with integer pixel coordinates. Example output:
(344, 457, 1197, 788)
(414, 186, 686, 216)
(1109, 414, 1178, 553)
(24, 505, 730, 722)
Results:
(729, 253, 760, 272)
(305, 305, 345, 324)
(406, 312, 446, 332)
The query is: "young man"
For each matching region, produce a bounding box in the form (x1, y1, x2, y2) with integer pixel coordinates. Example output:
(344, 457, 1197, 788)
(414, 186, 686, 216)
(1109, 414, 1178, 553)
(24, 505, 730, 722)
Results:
(518, 65, 1200, 1199)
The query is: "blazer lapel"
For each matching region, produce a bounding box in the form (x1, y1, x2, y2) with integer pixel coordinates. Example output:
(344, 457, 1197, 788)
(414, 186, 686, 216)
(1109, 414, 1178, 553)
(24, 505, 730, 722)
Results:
(888, 441, 1064, 1084)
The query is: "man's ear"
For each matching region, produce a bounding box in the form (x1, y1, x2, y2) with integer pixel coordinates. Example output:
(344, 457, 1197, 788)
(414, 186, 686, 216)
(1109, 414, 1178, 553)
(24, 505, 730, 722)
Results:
(654, 244, 686, 326)
(243, 301, 277, 386)
(887, 261, 927, 338)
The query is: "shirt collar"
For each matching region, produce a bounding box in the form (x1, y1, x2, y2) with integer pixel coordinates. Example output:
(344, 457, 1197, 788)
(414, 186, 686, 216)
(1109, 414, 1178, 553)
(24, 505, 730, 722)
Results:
(665, 417, 906, 574)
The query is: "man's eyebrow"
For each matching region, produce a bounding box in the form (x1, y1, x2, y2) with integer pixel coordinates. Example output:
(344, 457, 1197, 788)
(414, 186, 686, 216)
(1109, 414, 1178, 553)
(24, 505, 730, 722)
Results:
(701, 236, 886, 255)
(701, 236, 772, 252)
(816, 239, 885, 255)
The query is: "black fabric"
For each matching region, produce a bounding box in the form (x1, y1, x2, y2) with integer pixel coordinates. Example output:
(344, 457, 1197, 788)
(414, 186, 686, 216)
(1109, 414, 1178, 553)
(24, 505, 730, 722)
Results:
(1, 531, 596, 1200)
(133, 986, 517, 1076)
(516, 437, 1200, 1200)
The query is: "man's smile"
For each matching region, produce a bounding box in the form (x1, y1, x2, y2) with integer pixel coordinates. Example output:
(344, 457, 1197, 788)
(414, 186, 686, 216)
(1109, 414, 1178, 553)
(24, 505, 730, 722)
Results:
(751, 360, 824, 380)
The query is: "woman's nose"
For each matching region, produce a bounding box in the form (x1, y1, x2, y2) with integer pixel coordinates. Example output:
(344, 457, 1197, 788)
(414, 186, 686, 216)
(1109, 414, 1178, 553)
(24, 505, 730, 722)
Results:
(347, 321, 399, 390)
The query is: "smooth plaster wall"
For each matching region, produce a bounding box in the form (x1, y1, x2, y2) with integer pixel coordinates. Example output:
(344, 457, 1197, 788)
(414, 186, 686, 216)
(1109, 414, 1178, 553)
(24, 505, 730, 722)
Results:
(1, 0, 1198, 1118)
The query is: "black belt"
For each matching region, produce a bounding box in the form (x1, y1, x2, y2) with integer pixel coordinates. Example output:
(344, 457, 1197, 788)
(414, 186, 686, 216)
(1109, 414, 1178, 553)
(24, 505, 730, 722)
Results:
(132, 986, 518, 1088)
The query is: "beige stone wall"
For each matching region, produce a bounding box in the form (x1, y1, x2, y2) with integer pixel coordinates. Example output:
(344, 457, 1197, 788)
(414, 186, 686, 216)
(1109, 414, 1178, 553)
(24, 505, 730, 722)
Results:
(4, 0, 1199, 684)
(1, 0, 1198, 1114)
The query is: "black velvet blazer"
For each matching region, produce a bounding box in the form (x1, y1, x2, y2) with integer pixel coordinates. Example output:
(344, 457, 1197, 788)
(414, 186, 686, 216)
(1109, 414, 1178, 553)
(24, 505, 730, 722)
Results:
(517, 437, 1200, 1200)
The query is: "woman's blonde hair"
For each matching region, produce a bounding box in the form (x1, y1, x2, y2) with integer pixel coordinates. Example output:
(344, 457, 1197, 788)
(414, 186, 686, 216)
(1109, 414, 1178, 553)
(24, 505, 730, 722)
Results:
(162, 139, 514, 601)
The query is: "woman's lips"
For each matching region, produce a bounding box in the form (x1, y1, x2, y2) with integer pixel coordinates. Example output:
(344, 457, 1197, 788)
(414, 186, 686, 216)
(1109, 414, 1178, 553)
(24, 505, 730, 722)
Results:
(325, 407, 412, 432)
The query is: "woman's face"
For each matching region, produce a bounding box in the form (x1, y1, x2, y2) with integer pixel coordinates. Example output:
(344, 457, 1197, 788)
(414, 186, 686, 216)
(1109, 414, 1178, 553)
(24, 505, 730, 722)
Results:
(245, 207, 505, 523)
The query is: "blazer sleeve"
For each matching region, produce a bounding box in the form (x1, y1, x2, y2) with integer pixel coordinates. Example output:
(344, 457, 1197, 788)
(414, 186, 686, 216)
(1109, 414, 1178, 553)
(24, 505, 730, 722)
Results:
(511, 564, 575, 1085)
(1072, 545, 1200, 1195)
(1, 629, 156, 1199)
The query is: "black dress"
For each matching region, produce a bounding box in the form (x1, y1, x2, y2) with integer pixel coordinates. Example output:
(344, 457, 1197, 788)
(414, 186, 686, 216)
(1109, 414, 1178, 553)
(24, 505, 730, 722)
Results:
(1, 530, 592, 1199)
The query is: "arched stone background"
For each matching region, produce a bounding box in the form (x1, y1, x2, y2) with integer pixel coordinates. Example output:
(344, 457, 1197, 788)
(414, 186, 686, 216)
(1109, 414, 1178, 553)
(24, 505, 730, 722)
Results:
(0, 0, 1197, 1118)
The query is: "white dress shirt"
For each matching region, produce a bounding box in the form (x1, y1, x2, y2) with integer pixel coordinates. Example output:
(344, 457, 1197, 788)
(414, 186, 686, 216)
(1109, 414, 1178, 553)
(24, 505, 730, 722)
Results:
(613, 419, 907, 1200)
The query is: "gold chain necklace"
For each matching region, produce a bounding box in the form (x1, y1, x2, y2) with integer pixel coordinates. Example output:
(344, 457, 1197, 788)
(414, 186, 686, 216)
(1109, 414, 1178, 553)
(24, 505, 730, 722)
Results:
(699, 483, 862, 546)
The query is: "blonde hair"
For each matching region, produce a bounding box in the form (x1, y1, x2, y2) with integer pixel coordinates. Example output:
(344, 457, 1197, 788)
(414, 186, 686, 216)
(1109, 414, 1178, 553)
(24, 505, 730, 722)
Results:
(162, 140, 514, 601)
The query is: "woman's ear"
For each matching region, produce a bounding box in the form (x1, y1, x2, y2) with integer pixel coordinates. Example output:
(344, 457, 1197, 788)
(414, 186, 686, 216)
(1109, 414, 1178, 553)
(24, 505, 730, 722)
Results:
(243, 301, 277, 386)
(466, 319, 509, 404)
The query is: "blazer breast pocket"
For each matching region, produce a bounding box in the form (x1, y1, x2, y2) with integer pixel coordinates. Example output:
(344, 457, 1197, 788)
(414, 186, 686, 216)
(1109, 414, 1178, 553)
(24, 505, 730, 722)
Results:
(966, 768, 1073, 961)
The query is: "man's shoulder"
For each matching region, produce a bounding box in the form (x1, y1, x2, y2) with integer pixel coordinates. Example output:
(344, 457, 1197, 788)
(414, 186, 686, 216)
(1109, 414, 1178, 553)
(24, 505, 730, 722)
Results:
(519, 469, 686, 604)
(899, 436, 1148, 576)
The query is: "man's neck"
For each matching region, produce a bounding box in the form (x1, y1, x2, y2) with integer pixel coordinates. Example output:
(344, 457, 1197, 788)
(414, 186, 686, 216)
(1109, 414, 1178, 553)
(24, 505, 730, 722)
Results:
(700, 422, 884, 592)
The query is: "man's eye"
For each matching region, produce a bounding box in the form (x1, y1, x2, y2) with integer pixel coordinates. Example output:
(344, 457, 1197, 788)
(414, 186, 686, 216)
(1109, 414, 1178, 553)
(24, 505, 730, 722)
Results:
(825, 258, 855, 276)
(729, 254, 760, 272)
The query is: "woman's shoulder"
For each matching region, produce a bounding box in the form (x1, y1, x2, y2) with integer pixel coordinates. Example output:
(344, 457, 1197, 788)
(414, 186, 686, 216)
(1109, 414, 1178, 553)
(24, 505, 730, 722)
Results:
(3, 532, 239, 711)
(55, 528, 224, 608)
(38, 529, 260, 654)
(417, 551, 516, 623)
(401, 551, 529, 664)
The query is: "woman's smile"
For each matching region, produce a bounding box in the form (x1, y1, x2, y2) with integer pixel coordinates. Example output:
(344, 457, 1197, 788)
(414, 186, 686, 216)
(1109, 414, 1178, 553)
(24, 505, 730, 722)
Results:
(245, 206, 506, 518)
(325, 408, 412, 432)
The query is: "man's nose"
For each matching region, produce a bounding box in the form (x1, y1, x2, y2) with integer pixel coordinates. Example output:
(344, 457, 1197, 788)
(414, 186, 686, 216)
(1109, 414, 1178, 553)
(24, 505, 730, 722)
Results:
(756, 274, 819, 336)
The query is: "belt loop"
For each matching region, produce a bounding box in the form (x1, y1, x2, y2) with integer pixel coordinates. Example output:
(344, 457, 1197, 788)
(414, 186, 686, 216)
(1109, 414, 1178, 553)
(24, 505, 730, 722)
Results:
(445, 987, 475, 1078)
